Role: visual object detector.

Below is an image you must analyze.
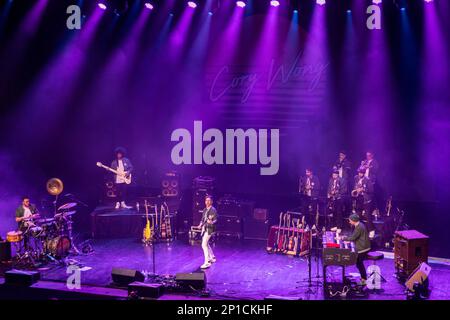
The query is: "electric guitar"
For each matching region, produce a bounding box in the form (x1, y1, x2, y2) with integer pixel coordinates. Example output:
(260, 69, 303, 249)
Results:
(164, 202, 172, 239)
(160, 205, 167, 239)
(270, 212, 284, 252)
(277, 213, 286, 252)
(282, 214, 290, 252)
(294, 219, 301, 256)
(96, 162, 132, 184)
(288, 217, 295, 252)
(143, 200, 152, 242)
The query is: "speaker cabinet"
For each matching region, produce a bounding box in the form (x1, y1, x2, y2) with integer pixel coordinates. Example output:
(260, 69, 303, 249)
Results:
(405, 262, 431, 292)
(128, 282, 164, 299)
(111, 268, 145, 286)
(175, 272, 206, 291)
(161, 171, 180, 198)
(394, 230, 429, 278)
(5, 270, 40, 286)
(0, 240, 11, 262)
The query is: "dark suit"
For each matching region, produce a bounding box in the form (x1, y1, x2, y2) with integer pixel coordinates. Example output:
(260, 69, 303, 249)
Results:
(299, 175, 320, 226)
(201, 206, 218, 236)
(352, 175, 375, 232)
(333, 158, 352, 180)
(201, 206, 218, 264)
(360, 159, 379, 181)
(327, 177, 347, 228)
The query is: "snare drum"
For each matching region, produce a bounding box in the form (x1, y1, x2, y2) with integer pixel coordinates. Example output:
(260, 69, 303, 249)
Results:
(6, 231, 23, 242)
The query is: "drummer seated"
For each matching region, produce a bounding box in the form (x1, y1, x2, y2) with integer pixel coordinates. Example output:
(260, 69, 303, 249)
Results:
(15, 196, 40, 231)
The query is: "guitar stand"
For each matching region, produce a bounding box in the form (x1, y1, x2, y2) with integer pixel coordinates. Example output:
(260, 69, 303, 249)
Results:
(146, 225, 160, 280)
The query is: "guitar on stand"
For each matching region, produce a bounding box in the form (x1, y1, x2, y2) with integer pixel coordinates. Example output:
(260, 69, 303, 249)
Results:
(268, 212, 283, 252)
(142, 200, 152, 246)
(277, 213, 286, 253)
(282, 214, 290, 253)
(160, 205, 167, 240)
(164, 203, 172, 240)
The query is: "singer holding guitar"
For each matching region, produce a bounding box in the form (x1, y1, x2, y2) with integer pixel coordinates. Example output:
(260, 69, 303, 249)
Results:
(111, 147, 133, 210)
(198, 195, 218, 269)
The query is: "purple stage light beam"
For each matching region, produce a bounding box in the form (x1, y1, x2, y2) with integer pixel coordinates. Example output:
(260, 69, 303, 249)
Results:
(169, 3, 196, 62)
(208, 1, 244, 66)
(352, 2, 396, 156)
(419, 0, 450, 179)
(0, 0, 49, 66)
(12, 6, 105, 142)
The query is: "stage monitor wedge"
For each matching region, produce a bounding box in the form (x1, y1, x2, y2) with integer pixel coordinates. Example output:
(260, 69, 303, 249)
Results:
(111, 267, 145, 286)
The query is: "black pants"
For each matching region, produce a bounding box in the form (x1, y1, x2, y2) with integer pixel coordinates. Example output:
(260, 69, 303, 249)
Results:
(327, 198, 344, 229)
(115, 183, 127, 203)
(301, 196, 318, 226)
(354, 197, 375, 232)
(356, 252, 368, 280)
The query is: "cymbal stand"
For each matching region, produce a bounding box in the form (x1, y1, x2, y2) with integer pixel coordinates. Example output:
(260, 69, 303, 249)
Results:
(66, 215, 80, 255)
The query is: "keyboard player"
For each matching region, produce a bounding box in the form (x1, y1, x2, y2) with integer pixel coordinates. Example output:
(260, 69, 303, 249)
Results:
(341, 214, 371, 286)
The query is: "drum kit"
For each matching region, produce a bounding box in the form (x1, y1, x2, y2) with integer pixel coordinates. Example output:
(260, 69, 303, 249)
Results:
(6, 178, 80, 268)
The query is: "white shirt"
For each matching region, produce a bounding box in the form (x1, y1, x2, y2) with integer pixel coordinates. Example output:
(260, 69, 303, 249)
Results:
(23, 206, 32, 218)
(116, 160, 126, 184)
(364, 159, 372, 178)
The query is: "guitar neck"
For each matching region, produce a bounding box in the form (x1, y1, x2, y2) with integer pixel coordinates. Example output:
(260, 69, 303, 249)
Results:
(101, 165, 119, 175)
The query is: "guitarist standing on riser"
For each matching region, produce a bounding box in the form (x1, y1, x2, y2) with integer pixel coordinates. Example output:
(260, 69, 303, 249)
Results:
(111, 147, 133, 210)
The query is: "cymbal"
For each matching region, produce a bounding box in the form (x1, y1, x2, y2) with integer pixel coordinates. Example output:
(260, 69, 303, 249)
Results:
(36, 218, 55, 224)
(58, 202, 77, 211)
(55, 210, 76, 218)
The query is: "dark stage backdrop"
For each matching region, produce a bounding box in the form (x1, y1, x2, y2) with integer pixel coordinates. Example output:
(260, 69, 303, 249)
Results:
(0, 1, 449, 256)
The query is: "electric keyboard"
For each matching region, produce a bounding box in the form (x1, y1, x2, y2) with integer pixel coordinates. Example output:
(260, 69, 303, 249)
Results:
(322, 231, 357, 266)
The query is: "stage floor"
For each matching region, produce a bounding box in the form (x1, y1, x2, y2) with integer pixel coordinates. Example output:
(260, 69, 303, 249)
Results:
(30, 238, 450, 300)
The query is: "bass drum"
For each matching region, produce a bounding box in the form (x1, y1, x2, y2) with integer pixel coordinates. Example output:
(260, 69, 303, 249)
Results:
(45, 236, 71, 257)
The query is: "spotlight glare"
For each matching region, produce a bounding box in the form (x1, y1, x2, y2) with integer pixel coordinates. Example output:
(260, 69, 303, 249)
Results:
(187, 1, 197, 8)
(270, 0, 280, 7)
(316, 0, 326, 5)
(424, 0, 433, 3)
(372, 0, 382, 4)
(236, 1, 246, 8)
(144, 2, 154, 10)
(98, 2, 107, 10)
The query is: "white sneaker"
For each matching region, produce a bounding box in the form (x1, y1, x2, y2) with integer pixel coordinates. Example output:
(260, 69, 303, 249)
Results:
(115, 202, 120, 209)
(369, 230, 375, 239)
(209, 257, 216, 263)
(121, 201, 132, 209)
(200, 262, 211, 269)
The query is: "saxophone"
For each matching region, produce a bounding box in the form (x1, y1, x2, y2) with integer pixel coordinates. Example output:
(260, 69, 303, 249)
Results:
(351, 179, 364, 197)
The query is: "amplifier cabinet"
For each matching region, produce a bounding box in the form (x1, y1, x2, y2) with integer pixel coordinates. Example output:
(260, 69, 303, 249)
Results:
(243, 218, 269, 240)
(217, 215, 243, 239)
(394, 230, 429, 278)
